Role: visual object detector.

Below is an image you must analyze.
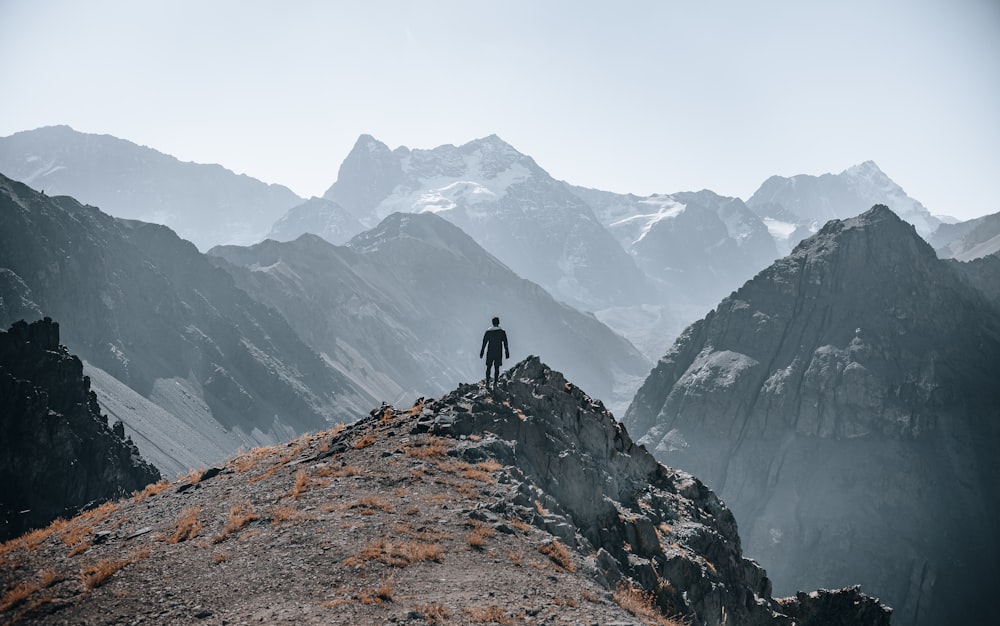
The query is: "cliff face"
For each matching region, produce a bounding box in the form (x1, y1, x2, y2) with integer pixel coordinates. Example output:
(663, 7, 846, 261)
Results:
(0, 318, 160, 541)
(624, 206, 1000, 625)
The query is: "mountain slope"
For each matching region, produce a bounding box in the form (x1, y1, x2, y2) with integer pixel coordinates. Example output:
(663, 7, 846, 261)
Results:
(210, 212, 652, 415)
(266, 196, 366, 245)
(0, 318, 159, 541)
(0, 175, 373, 472)
(931, 210, 1000, 261)
(315, 134, 650, 310)
(624, 205, 1000, 626)
(0, 358, 890, 626)
(747, 161, 941, 240)
(0, 125, 303, 250)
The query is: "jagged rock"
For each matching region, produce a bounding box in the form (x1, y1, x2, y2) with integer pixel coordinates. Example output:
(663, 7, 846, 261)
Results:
(413, 356, 889, 625)
(625, 206, 1000, 625)
(0, 318, 160, 540)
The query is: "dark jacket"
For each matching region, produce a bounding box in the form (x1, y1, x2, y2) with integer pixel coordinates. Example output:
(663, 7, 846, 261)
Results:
(480, 326, 509, 362)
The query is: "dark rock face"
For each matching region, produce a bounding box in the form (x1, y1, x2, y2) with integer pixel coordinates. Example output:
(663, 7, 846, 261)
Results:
(0, 174, 373, 463)
(0, 318, 160, 541)
(949, 253, 1000, 309)
(0, 125, 303, 250)
(408, 356, 890, 625)
(624, 205, 1000, 625)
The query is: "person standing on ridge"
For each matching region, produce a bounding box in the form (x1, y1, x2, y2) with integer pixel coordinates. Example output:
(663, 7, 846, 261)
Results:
(480, 316, 509, 389)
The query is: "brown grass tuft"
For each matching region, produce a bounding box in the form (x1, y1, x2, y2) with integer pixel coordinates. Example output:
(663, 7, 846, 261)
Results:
(80, 558, 129, 591)
(133, 479, 172, 502)
(268, 505, 315, 526)
(465, 605, 515, 624)
(537, 540, 576, 572)
(315, 463, 361, 478)
(353, 433, 377, 449)
(212, 551, 233, 564)
(403, 437, 450, 459)
(351, 495, 393, 513)
(0, 580, 40, 612)
(165, 507, 203, 544)
(344, 540, 443, 568)
(613, 581, 687, 626)
(288, 469, 314, 499)
(466, 523, 495, 550)
(415, 602, 451, 623)
(212, 503, 260, 543)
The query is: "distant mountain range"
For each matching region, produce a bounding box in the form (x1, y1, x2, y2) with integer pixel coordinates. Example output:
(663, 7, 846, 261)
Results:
(322, 134, 652, 313)
(0, 126, 966, 359)
(747, 161, 942, 253)
(210, 212, 651, 415)
(0, 125, 303, 250)
(624, 205, 1000, 626)
(928, 210, 1000, 261)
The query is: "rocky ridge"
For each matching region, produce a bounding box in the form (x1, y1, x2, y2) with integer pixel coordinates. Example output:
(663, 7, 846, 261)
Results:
(0, 318, 160, 541)
(0, 358, 889, 625)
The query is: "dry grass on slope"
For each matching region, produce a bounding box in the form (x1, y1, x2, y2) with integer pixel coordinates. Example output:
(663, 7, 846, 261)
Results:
(0, 402, 677, 625)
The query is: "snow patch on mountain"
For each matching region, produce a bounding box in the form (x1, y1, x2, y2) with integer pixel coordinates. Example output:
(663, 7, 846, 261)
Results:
(611, 197, 686, 245)
(376, 155, 532, 220)
(763, 217, 798, 240)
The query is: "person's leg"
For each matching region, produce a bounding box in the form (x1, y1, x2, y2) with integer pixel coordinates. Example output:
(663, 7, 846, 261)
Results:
(484, 361, 491, 385)
(492, 362, 500, 387)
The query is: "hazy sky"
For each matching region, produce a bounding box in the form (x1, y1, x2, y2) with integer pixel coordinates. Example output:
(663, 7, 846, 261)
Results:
(1, 1, 998, 220)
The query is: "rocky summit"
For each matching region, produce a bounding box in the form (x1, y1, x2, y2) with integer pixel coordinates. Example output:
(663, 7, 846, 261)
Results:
(0, 318, 160, 542)
(625, 205, 1000, 625)
(0, 358, 889, 625)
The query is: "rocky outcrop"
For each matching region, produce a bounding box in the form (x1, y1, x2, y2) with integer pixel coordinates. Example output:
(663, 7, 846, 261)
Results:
(0, 318, 160, 541)
(624, 205, 1000, 625)
(408, 356, 891, 625)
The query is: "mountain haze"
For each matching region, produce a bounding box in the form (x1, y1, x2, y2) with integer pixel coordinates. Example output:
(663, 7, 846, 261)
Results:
(624, 205, 1000, 626)
(929, 210, 1000, 261)
(211, 212, 652, 415)
(0, 125, 303, 250)
(318, 134, 651, 311)
(747, 161, 942, 248)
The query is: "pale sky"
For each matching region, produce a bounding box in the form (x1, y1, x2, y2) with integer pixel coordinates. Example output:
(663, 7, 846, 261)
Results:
(1, 0, 998, 220)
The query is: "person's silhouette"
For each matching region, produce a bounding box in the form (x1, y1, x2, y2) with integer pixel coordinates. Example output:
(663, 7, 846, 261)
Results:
(480, 316, 509, 389)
